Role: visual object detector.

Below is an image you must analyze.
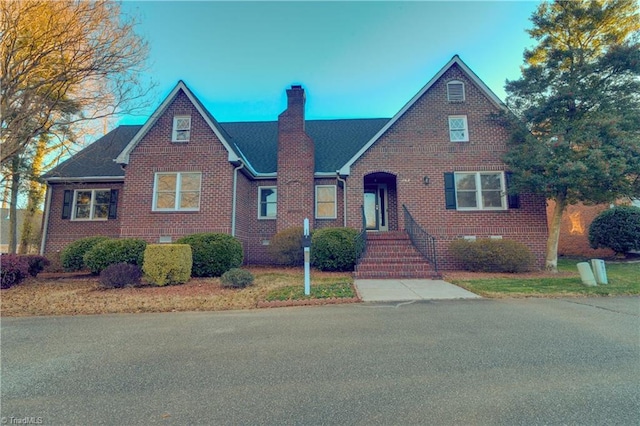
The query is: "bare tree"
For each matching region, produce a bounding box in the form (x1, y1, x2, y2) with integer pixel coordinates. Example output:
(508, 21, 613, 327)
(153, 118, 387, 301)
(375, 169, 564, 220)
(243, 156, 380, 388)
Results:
(1, 0, 153, 165)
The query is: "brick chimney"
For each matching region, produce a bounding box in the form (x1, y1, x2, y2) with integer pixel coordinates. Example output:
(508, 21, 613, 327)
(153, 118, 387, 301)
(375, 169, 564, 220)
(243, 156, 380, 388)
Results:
(276, 85, 315, 232)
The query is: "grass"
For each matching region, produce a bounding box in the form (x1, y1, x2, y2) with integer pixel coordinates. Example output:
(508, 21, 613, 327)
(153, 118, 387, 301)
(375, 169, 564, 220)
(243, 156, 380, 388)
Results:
(448, 258, 640, 298)
(0, 267, 356, 317)
(265, 278, 355, 301)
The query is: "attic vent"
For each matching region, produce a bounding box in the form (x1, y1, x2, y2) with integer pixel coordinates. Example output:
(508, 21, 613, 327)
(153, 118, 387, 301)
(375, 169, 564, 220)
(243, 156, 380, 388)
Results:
(447, 80, 465, 102)
(172, 116, 191, 142)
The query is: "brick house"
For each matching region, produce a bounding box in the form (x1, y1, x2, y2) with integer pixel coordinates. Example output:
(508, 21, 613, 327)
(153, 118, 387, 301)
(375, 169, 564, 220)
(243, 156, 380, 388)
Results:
(41, 56, 548, 276)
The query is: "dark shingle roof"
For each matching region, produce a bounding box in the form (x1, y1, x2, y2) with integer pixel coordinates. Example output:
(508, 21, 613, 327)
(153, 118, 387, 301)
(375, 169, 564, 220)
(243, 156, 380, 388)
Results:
(43, 119, 390, 179)
(43, 125, 142, 179)
(221, 118, 390, 174)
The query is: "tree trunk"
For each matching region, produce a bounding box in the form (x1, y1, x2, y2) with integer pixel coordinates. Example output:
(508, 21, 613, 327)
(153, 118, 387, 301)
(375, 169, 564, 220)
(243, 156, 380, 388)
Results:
(18, 138, 46, 254)
(545, 193, 567, 273)
(8, 157, 21, 254)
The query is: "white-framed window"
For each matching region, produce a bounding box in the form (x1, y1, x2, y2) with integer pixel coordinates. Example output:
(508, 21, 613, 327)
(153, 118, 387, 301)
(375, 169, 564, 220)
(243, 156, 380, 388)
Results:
(315, 185, 337, 219)
(449, 115, 468, 142)
(258, 187, 277, 219)
(153, 172, 201, 211)
(454, 172, 506, 210)
(447, 80, 465, 102)
(72, 189, 111, 220)
(172, 116, 191, 142)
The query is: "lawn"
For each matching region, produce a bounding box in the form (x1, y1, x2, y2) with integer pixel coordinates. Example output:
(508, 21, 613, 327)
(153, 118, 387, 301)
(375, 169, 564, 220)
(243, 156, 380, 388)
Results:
(0, 267, 356, 317)
(446, 258, 640, 298)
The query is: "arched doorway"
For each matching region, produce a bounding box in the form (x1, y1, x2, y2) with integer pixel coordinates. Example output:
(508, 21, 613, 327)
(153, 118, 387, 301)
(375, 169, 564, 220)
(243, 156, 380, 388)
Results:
(363, 172, 397, 232)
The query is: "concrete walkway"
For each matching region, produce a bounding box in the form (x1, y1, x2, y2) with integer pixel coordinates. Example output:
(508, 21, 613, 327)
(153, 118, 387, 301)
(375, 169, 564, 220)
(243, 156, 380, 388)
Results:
(354, 279, 481, 302)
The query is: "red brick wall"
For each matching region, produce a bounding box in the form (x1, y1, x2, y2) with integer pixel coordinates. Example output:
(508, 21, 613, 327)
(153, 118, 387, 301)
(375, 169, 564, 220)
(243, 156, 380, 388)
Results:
(547, 201, 614, 258)
(276, 86, 315, 232)
(119, 90, 235, 244)
(347, 64, 548, 270)
(42, 182, 124, 255)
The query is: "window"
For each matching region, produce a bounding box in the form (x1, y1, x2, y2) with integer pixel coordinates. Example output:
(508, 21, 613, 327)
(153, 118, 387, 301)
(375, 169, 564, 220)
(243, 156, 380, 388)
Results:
(172, 116, 191, 142)
(454, 172, 506, 210)
(258, 187, 277, 219)
(447, 80, 465, 102)
(153, 172, 201, 211)
(316, 185, 337, 219)
(71, 189, 111, 220)
(449, 115, 468, 142)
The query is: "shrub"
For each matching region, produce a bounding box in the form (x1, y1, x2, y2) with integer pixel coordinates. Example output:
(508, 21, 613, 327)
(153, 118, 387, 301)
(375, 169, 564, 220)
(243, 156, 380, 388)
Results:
(83, 238, 147, 275)
(268, 226, 304, 266)
(311, 227, 359, 272)
(449, 238, 534, 273)
(99, 263, 142, 289)
(24, 255, 50, 277)
(60, 236, 110, 272)
(1, 254, 30, 289)
(143, 244, 192, 286)
(589, 205, 640, 255)
(220, 268, 255, 289)
(176, 233, 243, 277)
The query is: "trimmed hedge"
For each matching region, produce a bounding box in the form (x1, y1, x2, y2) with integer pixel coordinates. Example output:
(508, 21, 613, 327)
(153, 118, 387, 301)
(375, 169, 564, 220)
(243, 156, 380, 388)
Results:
(176, 233, 243, 277)
(589, 205, 640, 255)
(220, 268, 255, 288)
(83, 238, 147, 275)
(311, 227, 359, 272)
(449, 238, 534, 273)
(268, 226, 304, 266)
(60, 236, 110, 272)
(99, 263, 142, 289)
(1, 254, 30, 289)
(143, 244, 192, 286)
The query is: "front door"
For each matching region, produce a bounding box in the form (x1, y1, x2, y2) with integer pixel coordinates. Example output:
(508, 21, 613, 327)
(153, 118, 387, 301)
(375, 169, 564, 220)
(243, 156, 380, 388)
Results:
(364, 184, 388, 231)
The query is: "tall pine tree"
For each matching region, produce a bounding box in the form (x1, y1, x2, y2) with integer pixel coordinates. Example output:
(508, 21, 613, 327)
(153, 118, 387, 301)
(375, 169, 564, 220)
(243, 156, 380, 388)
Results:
(503, 0, 640, 272)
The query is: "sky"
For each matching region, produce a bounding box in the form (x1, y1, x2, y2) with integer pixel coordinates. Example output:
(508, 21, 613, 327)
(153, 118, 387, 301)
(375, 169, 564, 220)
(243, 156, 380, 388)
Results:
(117, 1, 540, 125)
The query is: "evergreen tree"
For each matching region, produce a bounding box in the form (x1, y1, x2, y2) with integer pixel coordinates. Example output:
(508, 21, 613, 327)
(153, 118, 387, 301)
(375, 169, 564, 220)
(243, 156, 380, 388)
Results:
(503, 0, 640, 272)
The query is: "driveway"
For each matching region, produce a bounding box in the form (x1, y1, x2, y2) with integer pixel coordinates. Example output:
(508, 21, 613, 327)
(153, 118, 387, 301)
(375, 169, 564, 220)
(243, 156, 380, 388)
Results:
(1, 297, 639, 425)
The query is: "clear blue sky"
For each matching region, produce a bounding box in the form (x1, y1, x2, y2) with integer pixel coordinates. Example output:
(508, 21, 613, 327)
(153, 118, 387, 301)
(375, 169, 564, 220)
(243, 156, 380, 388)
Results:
(118, 1, 539, 125)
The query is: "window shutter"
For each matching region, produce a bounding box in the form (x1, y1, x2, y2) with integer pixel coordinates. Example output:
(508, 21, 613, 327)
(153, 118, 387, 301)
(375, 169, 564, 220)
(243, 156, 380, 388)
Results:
(505, 172, 520, 209)
(62, 190, 73, 219)
(444, 173, 456, 209)
(108, 189, 119, 219)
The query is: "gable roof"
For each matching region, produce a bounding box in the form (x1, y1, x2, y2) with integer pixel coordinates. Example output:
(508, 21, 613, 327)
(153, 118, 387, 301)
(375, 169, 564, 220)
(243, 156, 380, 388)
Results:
(43, 125, 142, 181)
(115, 81, 240, 165)
(338, 55, 506, 175)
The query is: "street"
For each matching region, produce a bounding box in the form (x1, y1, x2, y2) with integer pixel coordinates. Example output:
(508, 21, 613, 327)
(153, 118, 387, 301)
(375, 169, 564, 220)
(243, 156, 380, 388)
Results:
(2, 297, 639, 425)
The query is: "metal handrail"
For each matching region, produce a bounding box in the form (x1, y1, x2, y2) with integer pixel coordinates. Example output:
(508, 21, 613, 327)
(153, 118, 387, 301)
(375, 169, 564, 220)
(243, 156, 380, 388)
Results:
(402, 204, 438, 275)
(354, 205, 367, 264)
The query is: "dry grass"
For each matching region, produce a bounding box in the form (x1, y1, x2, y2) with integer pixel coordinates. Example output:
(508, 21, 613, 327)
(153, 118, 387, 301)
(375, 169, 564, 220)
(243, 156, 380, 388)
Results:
(0, 267, 354, 317)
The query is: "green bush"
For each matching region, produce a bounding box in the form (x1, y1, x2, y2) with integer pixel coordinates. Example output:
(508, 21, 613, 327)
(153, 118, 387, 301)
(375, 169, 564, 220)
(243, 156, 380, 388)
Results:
(60, 236, 110, 272)
(220, 268, 255, 288)
(99, 263, 142, 289)
(311, 227, 359, 272)
(449, 238, 534, 273)
(268, 226, 304, 266)
(589, 205, 640, 255)
(143, 244, 192, 286)
(176, 233, 243, 277)
(83, 238, 147, 275)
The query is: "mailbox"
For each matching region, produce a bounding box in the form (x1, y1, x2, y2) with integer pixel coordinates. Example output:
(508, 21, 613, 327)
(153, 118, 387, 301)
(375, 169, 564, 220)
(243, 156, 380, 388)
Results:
(302, 235, 312, 248)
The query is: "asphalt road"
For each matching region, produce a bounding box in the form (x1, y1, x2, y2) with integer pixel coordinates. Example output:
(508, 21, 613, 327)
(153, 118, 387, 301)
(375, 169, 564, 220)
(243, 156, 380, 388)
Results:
(1, 297, 639, 425)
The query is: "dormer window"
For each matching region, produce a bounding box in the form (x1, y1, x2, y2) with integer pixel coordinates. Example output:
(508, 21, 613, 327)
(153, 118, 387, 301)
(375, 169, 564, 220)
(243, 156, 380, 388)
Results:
(447, 80, 465, 102)
(172, 116, 191, 142)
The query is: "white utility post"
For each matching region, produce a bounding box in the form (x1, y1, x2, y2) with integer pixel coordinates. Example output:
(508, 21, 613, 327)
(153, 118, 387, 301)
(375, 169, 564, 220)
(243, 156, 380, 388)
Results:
(303, 218, 311, 296)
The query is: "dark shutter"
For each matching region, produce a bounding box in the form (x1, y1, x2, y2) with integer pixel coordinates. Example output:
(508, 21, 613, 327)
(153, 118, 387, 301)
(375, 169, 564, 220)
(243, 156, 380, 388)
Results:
(108, 189, 119, 219)
(62, 190, 73, 219)
(444, 173, 456, 209)
(505, 172, 520, 209)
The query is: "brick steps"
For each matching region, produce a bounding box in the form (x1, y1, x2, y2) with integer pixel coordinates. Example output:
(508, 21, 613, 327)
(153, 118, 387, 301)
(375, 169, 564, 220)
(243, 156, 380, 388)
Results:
(355, 231, 435, 279)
